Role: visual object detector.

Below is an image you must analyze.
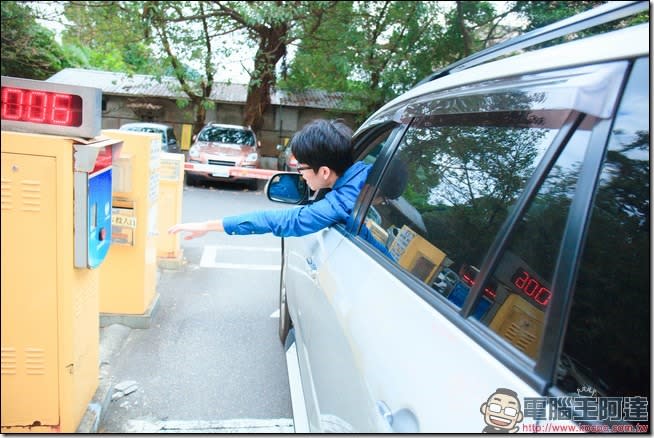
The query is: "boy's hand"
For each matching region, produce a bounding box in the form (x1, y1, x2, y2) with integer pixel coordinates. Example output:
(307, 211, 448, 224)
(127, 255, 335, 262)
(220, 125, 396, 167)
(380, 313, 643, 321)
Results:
(168, 222, 209, 240)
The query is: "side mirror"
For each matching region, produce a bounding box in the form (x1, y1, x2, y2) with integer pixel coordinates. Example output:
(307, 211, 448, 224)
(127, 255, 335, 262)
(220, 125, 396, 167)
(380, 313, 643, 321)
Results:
(266, 173, 308, 204)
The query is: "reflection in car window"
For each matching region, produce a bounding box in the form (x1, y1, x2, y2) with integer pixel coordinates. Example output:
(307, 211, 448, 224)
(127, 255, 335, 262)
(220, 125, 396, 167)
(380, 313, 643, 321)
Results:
(478, 128, 591, 360)
(557, 57, 649, 400)
(198, 126, 255, 146)
(360, 109, 565, 301)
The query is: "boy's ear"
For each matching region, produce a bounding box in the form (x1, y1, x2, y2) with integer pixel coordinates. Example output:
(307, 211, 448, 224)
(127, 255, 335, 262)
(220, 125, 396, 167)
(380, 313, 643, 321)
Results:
(318, 166, 332, 180)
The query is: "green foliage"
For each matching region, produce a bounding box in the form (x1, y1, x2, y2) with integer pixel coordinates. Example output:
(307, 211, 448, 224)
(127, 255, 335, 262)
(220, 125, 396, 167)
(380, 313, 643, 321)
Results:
(512, 1, 608, 31)
(175, 98, 190, 109)
(1, 1, 72, 79)
(281, 1, 523, 123)
(4, 0, 645, 131)
(509, 0, 648, 42)
(61, 1, 166, 75)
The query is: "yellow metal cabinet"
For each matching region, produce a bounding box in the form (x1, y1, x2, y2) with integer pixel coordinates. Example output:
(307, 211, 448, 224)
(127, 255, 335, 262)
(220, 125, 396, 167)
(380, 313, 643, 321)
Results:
(180, 124, 193, 151)
(1, 132, 108, 433)
(99, 129, 160, 316)
(156, 152, 184, 268)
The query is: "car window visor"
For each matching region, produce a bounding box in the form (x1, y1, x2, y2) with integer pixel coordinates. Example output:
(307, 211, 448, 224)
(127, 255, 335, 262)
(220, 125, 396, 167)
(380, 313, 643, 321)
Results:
(400, 62, 628, 124)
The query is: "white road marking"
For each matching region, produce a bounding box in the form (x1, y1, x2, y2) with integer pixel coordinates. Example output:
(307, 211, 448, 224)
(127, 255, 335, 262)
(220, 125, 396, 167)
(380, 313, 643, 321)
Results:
(126, 418, 294, 433)
(200, 245, 280, 270)
(208, 262, 280, 271)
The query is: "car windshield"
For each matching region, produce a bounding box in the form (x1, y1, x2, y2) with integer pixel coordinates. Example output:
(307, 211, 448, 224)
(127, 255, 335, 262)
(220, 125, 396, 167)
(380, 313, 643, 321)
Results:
(198, 127, 254, 146)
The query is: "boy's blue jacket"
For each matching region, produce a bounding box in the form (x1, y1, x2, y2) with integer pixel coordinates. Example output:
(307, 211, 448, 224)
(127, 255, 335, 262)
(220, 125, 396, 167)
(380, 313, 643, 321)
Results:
(223, 161, 371, 237)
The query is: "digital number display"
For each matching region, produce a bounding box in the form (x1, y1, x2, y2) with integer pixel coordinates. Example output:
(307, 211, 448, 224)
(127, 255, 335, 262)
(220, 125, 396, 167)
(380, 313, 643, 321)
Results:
(511, 268, 551, 306)
(1, 86, 83, 127)
(1, 76, 101, 138)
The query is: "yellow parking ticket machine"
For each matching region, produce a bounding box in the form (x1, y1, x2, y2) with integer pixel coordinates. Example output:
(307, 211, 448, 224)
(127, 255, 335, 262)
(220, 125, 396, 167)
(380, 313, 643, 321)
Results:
(156, 152, 184, 268)
(98, 129, 160, 323)
(1, 76, 121, 432)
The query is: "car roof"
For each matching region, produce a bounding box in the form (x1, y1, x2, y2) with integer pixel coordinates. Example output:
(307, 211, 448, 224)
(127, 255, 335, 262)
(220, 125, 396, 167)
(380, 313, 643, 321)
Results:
(120, 122, 172, 130)
(361, 22, 648, 130)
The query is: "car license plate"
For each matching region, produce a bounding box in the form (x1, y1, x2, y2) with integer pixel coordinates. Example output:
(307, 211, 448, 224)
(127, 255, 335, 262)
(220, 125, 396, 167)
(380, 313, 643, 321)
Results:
(212, 167, 230, 177)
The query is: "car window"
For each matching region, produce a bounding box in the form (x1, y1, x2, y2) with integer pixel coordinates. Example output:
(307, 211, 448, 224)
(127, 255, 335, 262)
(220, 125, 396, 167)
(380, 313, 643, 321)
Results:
(555, 57, 649, 401)
(359, 109, 560, 291)
(357, 127, 397, 165)
(357, 64, 627, 363)
(475, 127, 592, 360)
(198, 126, 254, 146)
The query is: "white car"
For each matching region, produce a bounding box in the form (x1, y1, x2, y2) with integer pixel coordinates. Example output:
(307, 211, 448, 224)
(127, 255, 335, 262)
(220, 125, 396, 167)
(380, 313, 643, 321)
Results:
(119, 122, 180, 153)
(267, 2, 649, 433)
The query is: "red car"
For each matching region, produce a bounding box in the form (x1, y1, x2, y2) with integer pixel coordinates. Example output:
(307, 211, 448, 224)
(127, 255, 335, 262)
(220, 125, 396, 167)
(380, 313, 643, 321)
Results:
(185, 123, 261, 189)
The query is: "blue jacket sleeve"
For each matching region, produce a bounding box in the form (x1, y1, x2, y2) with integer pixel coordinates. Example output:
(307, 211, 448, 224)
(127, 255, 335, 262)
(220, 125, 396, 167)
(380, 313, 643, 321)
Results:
(223, 190, 349, 237)
(222, 161, 371, 237)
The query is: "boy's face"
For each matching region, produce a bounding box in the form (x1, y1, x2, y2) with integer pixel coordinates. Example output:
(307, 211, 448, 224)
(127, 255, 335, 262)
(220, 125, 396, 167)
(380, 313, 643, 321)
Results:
(298, 164, 336, 191)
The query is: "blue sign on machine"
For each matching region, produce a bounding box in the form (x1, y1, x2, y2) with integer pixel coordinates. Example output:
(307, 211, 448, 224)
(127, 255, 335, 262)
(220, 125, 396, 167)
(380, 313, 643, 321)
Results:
(86, 167, 113, 268)
(73, 140, 122, 269)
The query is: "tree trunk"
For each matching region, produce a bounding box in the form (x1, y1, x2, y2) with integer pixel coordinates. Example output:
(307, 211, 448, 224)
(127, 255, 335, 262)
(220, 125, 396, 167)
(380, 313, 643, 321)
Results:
(243, 24, 288, 134)
(456, 1, 473, 57)
(193, 99, 207, 136)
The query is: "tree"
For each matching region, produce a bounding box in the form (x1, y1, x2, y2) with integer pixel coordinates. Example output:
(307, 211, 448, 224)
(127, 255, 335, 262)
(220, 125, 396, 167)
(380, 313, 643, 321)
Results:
(511, 1, 607, 31)
(134, 1, 337, 134)
(61, 1, 163, 74)
(1, 1, 72, 79)
(282, 1, 523, 124)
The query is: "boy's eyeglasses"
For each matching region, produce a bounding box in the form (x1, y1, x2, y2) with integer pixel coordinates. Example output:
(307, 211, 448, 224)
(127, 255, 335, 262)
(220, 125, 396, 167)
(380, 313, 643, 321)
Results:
(296, 166, 313, 173)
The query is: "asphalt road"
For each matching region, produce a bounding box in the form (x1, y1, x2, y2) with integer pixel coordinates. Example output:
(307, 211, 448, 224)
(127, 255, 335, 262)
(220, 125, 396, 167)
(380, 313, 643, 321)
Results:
(98, 179, 295, 433)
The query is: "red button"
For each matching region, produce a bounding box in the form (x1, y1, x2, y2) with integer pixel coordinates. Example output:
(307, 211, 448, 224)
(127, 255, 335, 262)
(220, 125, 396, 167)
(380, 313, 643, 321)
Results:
(99, 228, 106, 241)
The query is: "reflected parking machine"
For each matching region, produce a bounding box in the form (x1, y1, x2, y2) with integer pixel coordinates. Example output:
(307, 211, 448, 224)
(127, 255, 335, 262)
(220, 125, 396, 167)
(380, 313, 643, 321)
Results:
(388, 225, 446, 285)
(1, 76, 121, 433)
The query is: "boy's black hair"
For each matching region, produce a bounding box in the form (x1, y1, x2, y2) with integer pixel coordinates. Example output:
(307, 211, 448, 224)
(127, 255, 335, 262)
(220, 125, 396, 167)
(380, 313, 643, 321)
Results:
(290, 119, 354, 176)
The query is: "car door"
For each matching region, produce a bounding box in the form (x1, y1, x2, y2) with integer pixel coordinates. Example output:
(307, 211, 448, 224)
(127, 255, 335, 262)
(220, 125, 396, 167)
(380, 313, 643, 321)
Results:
(284, 126, 399, 432)
(286, 61, 633, 432)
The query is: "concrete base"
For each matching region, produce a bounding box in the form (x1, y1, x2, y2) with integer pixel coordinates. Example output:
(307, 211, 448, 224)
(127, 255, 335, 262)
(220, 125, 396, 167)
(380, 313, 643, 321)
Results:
(100, 292, 160, 329)
(157, 249, 185, 270)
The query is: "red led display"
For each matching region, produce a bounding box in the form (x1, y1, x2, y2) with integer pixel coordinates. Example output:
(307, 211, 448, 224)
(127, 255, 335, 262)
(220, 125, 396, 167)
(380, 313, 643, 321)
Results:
(511, 268, 551, 306)
(1, 86, 83, 127)
(460, 266, 497, 299)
